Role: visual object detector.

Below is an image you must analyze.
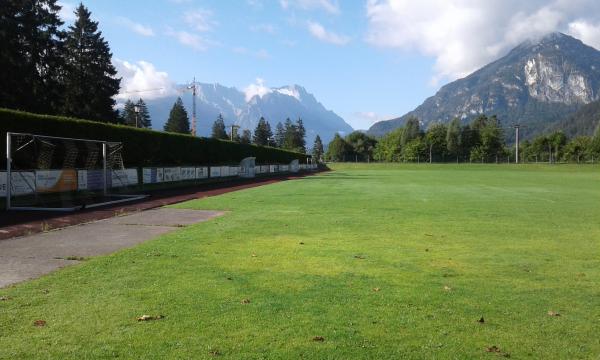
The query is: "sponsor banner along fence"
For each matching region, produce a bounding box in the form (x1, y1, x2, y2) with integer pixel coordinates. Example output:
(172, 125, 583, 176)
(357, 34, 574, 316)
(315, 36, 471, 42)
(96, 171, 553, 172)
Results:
(36, 170, 78, 193)
(1, 161, 319, 197)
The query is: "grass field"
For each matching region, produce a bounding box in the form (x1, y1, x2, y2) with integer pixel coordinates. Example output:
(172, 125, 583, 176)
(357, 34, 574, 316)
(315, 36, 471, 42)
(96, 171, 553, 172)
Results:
(1, 164, 600, 359)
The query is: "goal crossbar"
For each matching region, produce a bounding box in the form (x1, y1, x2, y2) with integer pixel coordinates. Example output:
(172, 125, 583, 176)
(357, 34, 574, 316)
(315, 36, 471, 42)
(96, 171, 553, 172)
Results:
(6, 132, 147, 212)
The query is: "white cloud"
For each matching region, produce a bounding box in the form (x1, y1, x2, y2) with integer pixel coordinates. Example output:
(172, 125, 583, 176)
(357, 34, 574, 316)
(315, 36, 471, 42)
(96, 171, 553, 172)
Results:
(307, 21, 350, 45)
(166, 28, 210, 50)
(117, 17, 155, 37)
(365, 0, 600, 84)
(280, 0, 339, 14)
(57, 1, 76, 22)
(114, 59, 177, 101)
(183, 9, 217, 32)
(568, 20, 600, 49)
(244, 78, 272, 101)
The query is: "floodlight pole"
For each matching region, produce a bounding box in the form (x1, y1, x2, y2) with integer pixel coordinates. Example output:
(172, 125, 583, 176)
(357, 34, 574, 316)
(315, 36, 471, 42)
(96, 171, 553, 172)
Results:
(514, 125, 520, 164)
(6, 132, 12, 210)
(102, 142, 107, 196)
(189, 77, 197, 136)
(134, 105, 140, 128)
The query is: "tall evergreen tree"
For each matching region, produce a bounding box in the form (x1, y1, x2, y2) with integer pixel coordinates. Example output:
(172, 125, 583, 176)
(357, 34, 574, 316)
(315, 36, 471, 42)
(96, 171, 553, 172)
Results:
(294, 118, 307, 153)
(253, 117, 273, 146)
(274, 122, 285, 147)
(283, 118, 296, 150)
(164, 97, 190, 133)
(0, 0, 65, 114)
(136, 98, 151, 128)
(63, 4, 120, 122)
(312, 135, 324, 162)
(240, 129, 252, 144)
(122, 100, 136, 127)
(211, 114, 228, 139)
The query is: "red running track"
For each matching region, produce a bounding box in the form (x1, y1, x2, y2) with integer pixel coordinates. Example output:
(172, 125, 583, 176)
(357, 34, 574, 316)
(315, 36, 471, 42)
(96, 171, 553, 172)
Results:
(0, 172, 321, 240)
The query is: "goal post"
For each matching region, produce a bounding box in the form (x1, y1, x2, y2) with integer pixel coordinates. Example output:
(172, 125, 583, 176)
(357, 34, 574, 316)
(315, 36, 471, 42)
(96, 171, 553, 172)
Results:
(5, 132, 146, 211)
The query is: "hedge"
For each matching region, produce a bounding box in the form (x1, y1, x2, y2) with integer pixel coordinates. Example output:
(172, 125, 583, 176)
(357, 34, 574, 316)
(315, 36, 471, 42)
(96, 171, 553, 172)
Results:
(0, 108, 307, 168)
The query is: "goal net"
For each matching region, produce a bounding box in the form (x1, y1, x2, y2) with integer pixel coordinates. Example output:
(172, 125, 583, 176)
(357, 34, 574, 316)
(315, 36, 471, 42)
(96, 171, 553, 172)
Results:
(5, 132, 145, 211)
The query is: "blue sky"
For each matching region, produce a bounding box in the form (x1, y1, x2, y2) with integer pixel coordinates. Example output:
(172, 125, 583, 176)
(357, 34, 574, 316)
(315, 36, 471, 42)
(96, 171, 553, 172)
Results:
(58, 0, 436, 130)
(57, 0, 600, 130)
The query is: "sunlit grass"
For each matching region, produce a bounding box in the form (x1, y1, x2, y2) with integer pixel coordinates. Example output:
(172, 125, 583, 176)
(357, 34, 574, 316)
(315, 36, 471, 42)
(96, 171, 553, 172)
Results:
(1, 163, 599, 359)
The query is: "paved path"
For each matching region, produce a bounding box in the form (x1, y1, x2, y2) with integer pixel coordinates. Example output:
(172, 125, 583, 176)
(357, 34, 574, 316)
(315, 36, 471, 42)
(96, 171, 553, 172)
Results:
(0, 172, 319, 240)
(0, 208, 224, 288)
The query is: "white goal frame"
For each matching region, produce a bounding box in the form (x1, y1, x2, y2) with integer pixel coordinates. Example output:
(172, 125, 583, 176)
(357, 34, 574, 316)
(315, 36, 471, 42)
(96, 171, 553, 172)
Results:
(6, 132, 147, 211)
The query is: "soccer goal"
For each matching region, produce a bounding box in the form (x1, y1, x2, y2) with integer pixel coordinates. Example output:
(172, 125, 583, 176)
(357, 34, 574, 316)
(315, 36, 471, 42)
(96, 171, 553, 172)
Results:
(5, 132, 147, 211)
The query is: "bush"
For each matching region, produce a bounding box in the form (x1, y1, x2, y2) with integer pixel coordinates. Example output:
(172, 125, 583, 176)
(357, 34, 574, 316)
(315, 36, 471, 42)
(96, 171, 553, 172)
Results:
(0, 108, 305, 168)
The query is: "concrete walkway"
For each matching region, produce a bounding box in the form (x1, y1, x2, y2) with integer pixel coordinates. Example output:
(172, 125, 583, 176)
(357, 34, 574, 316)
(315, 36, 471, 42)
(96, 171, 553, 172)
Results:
(0, 208, 224, 288)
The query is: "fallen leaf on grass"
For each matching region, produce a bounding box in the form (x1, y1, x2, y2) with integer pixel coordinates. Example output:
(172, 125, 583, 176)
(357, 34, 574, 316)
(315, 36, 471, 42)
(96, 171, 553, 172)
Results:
(486, 346, 501, 353)
(312, 336, 325, 342)
(547, 311, 561, 317)
(485, 346, 510, 357)
(373, 287, 381, 292)
(251, 254, 257, 257)
(240, 299, 251, 304)
(478, 317, 485, 323)
(137, 315, 164, 321)
(443, 286, 452, 292)
(33, 320, 46, 327)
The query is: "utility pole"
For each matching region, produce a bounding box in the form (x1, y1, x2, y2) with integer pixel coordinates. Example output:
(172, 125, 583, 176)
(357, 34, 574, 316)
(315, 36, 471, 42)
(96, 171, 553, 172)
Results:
(188, 77, 197, 136)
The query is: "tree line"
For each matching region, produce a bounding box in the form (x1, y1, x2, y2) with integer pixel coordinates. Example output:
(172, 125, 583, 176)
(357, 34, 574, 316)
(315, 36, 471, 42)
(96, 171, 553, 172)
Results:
(326, 115, 600, 163)
(209, 114, 321, 155)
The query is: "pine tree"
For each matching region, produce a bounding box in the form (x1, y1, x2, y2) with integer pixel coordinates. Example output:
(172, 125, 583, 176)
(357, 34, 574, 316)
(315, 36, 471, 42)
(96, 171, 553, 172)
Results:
(283, 118, 296, 150)
(164, 97, 190, 133)
(294, 118, 307, 153)
(274, 122, 285, 147)
(63, 4, 120, 122)
(211, 114, 228, 139)
(253, 117, 273, 146)
(0, 0, 66, 114)
(312, 135, 324, 161)
(240, 129, 252, 144)
(122, 100, 136, 127)
(136, 98, 151, 128)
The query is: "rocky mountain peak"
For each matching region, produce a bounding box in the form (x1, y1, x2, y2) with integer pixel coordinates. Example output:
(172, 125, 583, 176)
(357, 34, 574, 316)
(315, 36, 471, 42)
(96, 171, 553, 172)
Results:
(368, 33, 600, 138)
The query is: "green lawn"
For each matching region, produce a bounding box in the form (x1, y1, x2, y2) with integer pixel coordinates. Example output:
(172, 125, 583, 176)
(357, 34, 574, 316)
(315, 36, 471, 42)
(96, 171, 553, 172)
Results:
(1, 164, 600, 359)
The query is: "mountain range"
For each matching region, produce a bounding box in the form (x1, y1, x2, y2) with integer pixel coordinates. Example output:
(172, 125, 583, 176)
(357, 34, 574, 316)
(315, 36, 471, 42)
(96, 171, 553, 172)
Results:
(143, 83, 353, 144)
(368, 33, 600, 140)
